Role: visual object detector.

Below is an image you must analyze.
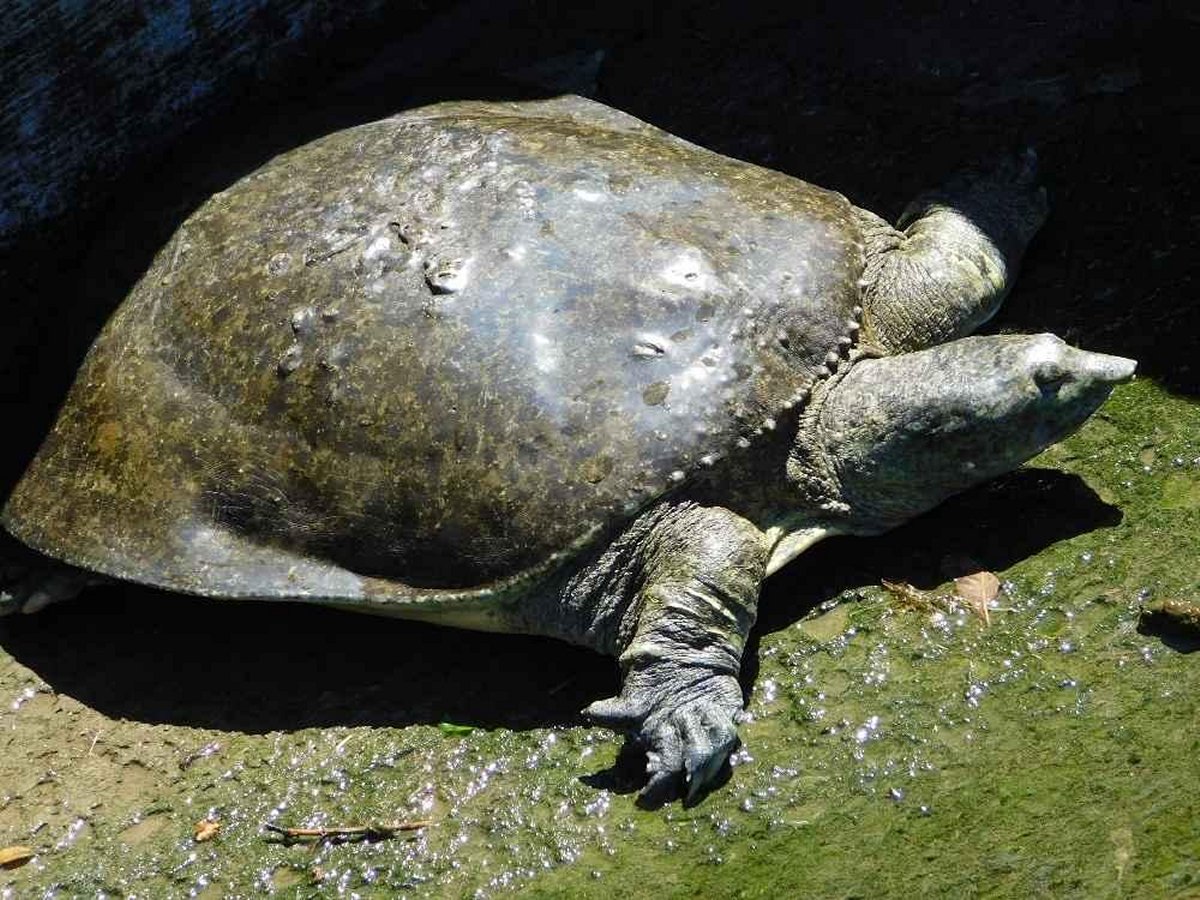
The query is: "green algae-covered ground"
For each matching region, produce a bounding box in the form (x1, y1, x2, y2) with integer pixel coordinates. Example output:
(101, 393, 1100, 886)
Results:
(2, 378, 1197, 898)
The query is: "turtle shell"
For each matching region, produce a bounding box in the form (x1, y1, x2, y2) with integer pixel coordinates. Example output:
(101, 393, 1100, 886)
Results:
(3, 96, 862, 603)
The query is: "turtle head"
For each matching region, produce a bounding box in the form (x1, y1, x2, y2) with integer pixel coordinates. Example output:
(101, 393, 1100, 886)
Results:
(789, 333, 1136, 533)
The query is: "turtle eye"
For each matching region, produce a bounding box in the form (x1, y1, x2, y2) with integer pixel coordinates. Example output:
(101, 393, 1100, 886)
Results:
(1033, 362, 1070, 396)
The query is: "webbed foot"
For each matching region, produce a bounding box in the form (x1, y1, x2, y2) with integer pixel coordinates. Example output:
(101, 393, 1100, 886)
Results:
(863, 146, 1050, 355)
(585, 664, 743, 805)
(901, 145, 1048, 249)
(0, 556, 98, 615)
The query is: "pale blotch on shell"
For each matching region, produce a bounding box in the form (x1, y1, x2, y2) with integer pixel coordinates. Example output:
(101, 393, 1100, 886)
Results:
(852, 305, 863, 317)
(816, 364, 832, 377)
(291, 306, 317, 335)
(837, 335, 853, 347)
(424, 257, 470, 294)
(762, 417, 777, 431)
(669, 470, 686, 483)
(736, 437, 752, 449)
(699, 454, 718, 467)
(825, 350, 840, 367)
(277, 343, 303, 375)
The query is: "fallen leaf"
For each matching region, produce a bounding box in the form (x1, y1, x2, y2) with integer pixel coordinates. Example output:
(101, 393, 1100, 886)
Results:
(0, 845, 34, 869)
(194, 819, 221, 842)
(954, 571, 1000, 625)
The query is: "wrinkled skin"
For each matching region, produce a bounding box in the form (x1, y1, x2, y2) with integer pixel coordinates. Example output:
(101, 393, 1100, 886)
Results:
(1, 96, 1135, 803)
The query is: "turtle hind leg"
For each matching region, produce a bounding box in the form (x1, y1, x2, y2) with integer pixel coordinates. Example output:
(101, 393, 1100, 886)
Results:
(857, 148, 1049, 355)
(0, 551, 103, 615)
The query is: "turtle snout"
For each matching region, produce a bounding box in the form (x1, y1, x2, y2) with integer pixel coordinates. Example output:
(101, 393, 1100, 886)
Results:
(1028, 335, 1136, 399)
(1079, 350, 1137, 385)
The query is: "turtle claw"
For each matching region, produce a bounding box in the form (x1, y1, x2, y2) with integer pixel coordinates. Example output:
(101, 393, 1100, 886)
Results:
(582, 695, 642, 729)
(681, 711, 740, 802)
(586, 669, 744, 804)
(639, 759, 680, 808)
(635, 696, 739, 805)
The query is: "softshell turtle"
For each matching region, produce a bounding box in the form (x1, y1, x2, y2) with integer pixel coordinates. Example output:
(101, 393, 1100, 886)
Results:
(1, 96, 1135, 801)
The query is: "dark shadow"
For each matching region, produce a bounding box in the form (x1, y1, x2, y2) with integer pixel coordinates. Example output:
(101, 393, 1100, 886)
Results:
(0, 469, 1116, 748)
(580, 741, 653, 798)
(1137, 613, 1200, 655)
(0, 584, 614, 733)
(756, 468, 1123, 636)
(592, 3, 1198, 398)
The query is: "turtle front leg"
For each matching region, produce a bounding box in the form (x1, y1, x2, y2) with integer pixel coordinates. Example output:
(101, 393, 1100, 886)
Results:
(584, 504, 766, 804)
(857, 149, 1048, 355)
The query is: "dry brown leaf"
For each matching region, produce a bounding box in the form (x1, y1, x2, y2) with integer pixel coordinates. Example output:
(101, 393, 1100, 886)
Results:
(194, 819, 221, 842)
(954, 570, 1000, 625)
(0, 845, 34, 869)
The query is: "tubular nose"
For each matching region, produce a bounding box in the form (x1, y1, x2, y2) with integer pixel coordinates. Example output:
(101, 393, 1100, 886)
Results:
(1083, 351, 1137, 384)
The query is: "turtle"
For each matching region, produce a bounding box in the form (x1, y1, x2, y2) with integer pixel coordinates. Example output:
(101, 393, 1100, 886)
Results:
(0, 95, 1135, 802)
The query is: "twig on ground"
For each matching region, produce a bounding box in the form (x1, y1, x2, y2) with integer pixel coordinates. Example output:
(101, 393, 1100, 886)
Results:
(263, 820, 432, 844)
